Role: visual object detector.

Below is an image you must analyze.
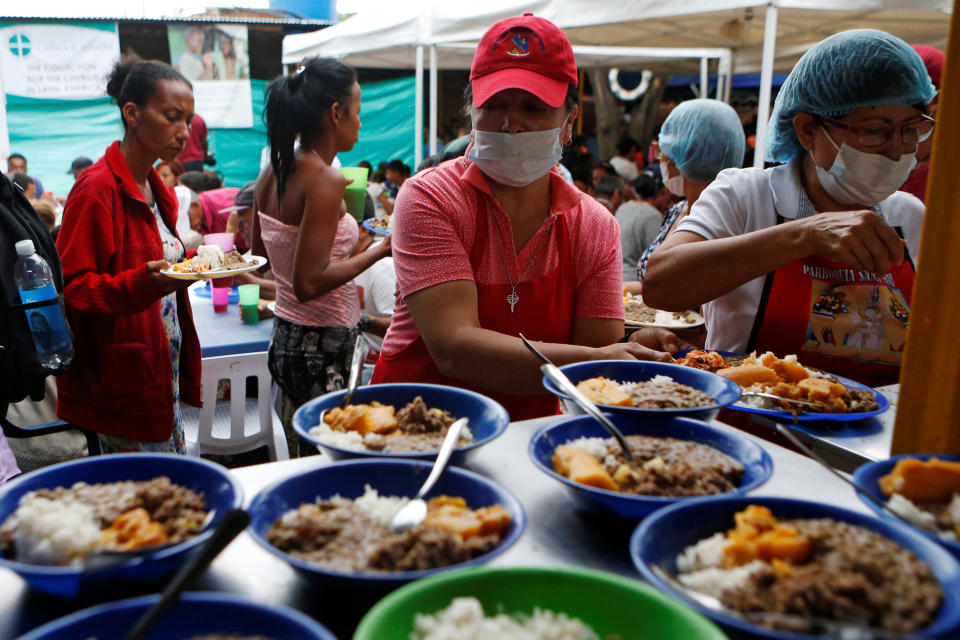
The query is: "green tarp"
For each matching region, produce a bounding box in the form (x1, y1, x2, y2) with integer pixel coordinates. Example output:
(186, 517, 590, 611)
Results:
(6, 75, 415, 197)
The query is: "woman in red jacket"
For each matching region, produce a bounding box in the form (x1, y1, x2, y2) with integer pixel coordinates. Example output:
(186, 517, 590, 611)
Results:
(56, 57, 201, 453)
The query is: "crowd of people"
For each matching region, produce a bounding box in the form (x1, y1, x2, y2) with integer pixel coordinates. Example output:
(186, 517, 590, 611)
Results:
(0, 13, 944, 472)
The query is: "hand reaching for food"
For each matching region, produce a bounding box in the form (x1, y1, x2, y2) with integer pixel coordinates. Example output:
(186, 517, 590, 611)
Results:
(592, 341, 673, 363)
(629, 327, 699, 354)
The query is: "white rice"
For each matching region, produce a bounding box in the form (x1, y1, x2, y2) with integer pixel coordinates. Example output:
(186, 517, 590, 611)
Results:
(346, 485, 408, 529)
(678, 560, 768, 599)
(563, 437, 610, 461)
(411, 596, 599, 640)
(615, 374, 676, 395)
(676, 532, 726, 573)
(888, 493, 959, 542)
(308, 422, 366, 451)
(9, 494, 102, 566)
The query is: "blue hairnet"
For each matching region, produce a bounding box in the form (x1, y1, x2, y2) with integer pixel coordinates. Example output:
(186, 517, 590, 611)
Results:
(659, 99, 745, 183)
(765, 29, 936, 164)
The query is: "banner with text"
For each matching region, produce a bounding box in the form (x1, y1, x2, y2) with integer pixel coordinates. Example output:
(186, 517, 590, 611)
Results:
(167, 23, 252, 128)
(0, 22, 119, 100)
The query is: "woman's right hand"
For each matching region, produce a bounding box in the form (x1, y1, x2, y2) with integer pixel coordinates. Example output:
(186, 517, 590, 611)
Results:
(377, 234, 392, 257)
(802, 210, 906, 275)
(146, 260, 191, 294)
(589, 341, 673, 363)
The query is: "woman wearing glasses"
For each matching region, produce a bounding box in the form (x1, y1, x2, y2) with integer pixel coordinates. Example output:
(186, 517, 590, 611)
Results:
(643, 30, 935, 386)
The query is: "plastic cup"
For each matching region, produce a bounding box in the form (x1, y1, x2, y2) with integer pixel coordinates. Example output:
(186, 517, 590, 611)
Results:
(238, 284, 261, 325)
(203, 232, 235, 253)
(212, 286, 229, 313)
(341, 167, 369, 222)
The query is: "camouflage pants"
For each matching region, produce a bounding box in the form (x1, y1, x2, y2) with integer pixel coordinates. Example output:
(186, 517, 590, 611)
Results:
(268, 317, 357, 456)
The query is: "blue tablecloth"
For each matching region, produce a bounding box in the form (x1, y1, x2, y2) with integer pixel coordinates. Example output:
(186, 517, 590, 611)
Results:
(188, 285, 273, 358)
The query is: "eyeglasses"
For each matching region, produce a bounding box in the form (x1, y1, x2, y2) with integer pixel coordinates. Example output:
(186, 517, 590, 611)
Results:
(818, 114, 935, 148)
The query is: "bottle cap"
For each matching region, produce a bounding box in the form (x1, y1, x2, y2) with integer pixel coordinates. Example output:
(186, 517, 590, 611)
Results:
(15, 239, 35, 256)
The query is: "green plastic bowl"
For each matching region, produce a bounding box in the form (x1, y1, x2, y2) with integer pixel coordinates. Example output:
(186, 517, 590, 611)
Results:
(353, 566, 727, 640)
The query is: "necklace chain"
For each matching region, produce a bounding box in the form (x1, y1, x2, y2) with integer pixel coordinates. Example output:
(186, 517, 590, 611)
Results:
(491, 216, 553, 312)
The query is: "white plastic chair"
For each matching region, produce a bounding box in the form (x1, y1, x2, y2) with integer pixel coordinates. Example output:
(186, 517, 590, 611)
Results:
(183, 352, 289, 461)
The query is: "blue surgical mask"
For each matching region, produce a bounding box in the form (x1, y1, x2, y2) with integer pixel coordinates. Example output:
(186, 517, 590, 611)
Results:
(468, 122, 566, 187)
(814, 125, 916, 206)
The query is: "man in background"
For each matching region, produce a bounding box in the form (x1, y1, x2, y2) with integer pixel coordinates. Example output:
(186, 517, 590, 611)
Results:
(609, 137, 640, 181)
(616, 172, 665, 283)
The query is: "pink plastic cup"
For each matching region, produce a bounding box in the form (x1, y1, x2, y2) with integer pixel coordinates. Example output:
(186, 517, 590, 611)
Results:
(203, 232, 235, 253)
(212, 286, 229, 313)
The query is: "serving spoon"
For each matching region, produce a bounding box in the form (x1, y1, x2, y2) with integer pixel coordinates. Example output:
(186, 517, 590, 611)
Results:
(651, 563, 923, 639)
(772, 422, 937, 533)
(518, 333, 633, 462)
(389, 417, 468, 534)
(741, 391, 823, 411)
(317, 337, 369, 428)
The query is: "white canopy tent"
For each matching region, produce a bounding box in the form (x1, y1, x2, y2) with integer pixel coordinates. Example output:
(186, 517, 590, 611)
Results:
(284, 0, 951, 167)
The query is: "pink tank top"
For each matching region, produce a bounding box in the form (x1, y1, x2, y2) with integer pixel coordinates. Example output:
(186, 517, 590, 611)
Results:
(259, 212, 361, 328)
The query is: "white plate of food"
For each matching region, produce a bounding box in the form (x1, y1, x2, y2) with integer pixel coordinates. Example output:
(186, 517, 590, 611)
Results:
(624, 296, 704, 329)
(163, 246, 267, 280)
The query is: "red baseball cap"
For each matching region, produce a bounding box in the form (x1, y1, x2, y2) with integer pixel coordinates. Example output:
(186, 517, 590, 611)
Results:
(470, 14, 578, 109)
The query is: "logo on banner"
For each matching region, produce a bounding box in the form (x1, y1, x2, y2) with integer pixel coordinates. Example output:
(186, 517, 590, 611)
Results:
(8, 33, 30, 56)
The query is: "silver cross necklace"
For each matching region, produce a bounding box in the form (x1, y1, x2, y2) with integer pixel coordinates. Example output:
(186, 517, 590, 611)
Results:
(490, 215, 554, 313)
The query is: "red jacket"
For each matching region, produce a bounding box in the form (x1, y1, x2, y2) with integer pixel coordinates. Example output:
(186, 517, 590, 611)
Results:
(56, 141, 202, 441)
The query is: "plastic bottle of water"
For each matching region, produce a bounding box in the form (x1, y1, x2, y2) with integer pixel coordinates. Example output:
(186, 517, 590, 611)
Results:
(14, 239, 74, 370)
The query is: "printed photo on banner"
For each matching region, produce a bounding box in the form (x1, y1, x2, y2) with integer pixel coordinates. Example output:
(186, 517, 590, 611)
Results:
(167, 23, 252, 128)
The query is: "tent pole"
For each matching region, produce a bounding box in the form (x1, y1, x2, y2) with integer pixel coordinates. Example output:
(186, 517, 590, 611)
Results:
(429, 45, 438, 157)
(700, 57, 709, 99)
(754, 4, 779, 168)
(415, 45, 424, 170)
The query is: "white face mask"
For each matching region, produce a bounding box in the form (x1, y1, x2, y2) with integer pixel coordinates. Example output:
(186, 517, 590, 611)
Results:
(814, 125, 917, 206)
(468, 121, 566, 188)
(660, 159, 685, 196)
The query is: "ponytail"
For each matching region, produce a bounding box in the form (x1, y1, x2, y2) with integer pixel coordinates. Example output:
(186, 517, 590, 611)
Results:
(263, 58, 356, 199)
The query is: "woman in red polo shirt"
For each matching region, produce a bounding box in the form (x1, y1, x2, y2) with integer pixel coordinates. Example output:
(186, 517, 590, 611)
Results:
(372, 15, 681, 420)
(56, 57, 201, 453)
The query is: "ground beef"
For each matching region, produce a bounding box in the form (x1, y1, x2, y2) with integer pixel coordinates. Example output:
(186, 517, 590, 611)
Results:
(620, 377, 715, 409)
(593, 435, 744, 497)
(0, 477, 207, 560)
(395, 396, 456, 434)
(267, 497, 503, 573)
(719, 518, 943, 634)
(27, 477, 207, 542)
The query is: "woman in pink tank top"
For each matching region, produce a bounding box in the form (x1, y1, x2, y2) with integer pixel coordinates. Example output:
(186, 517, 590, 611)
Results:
(251, 57, 391, 455)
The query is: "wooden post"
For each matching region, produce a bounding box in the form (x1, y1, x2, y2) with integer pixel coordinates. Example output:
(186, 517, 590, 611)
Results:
(891, 0, 960, 454)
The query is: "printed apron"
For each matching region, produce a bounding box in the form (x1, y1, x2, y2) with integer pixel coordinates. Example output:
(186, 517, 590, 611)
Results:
(372, 207, 576, 420)
(747, 215, 915, 387)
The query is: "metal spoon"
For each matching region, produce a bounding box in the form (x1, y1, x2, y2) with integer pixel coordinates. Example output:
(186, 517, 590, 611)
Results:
(83, 508, 217, 572)
(518, 332, 634, 462)
(741, 391, 823, 411)
(389, 417, 468, 534)
(318, 336, 369, 427)
(772, 423, 937, 533)
(123, 508, 250, 640)
(651, 563, 922, 639)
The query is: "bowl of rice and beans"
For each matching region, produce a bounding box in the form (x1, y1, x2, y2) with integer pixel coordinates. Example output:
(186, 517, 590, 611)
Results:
(529, 413, 773, 519)
(246, 459, 524, 592)
(633, 496, 960, 639)
(0, 454, 241, 597)
(541, 360, 742, 423)
(293, 383, 509, 464)
(853, 454, 960, 559)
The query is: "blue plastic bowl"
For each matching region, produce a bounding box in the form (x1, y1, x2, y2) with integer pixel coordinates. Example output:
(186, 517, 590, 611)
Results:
(247, 459, 525, 592)
(293, 383, 509, 464)
(632, 496, 960, 639)
(853, 453, 960, 560)
(15, 591, 336, 639)
(542, 360, 742, 422)
(0, 454, 242, 598)
(529, 414, 772, 519)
